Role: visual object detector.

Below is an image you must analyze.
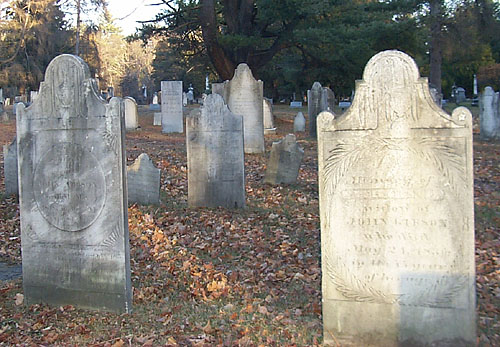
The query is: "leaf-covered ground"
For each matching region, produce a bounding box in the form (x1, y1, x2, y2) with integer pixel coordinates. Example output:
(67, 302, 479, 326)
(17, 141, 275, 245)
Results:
(0, 103, 498, 346)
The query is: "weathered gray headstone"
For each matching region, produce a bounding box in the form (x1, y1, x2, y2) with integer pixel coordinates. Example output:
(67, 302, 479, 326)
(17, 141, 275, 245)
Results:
(294, 112, 306, 132)
(429, 86, 443, 107)
(264, 134, 303, 184)
(149, 92, 160, 111)
(290, 101, 303, 108)
(3, 137, 18, 196)
(0, 103, 8, 122)
(186, 94, 245, 208)
(124, 97, 139, 130)
(0, 88, 3, 103)
(153, 112, 161, 126)
(17, 54, 132, 313)
(456, 87, 466, 104)
(320, 86, 335, 112)
(307, 82, 323, 137)
(161, 81, 183, 133)
(211, 83, 224, 96)
(127, 153, 160, 205)
(479, 86, 500, 140)
(263, 98, 276, 135)
(318, 50, 475, 346)
(220, 64, 264, 153)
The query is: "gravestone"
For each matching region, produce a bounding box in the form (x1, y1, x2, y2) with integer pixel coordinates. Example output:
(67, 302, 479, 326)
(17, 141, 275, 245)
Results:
(290, 101, 303, 108)
(186, 94, 245, 208)
(149, 92, 160, 111)
(293, 112, 306, 132)
(183, 92, 187, 107)
(153, 112, 161, 126)
(0, 103, 8, 122)
(30, 91, 38, 103)
(127, 153, 160, 205)
(16, 54, 132, 313)
(0, 88, 3, 103)
(321, 86, 335, 112)
(264, 134, 303, 184)
(317, 50, 475, 346)
(263, 98, 276, 134)
(124, 97, 139, 130)
(429, 86, 443, 107)
(456, 87, 466, 104)
(3, 137, 18, 196)
(307, 82, 323, 137)
(161, 81, 183, 133)
(211, 83, 224, 96)
(479, 86, 500, 140)
(220, 64, 264, 154)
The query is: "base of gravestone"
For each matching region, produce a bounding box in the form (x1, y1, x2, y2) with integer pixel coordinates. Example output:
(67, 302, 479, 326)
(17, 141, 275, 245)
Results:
(264, 128, 277, 135)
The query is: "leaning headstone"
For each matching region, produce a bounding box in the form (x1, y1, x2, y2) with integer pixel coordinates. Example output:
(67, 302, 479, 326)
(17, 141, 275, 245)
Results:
(161, 81, 183, 133)
(294, 112, 306, 132)
(186, 94, 245, 208)
(307, 82, 323, 137)
(153, 112, 161, 126)
(16, 54, 132, 313)
(3, 137, 18, 196)
(123, 97, 139, 130)
(479, 86, 500, 140)
(263, 98, 276, 134)
(221, 63, 264, 153)
(318, 50, 475, 346)
(127, 153, 160, 205)
(264, 134, 303, 184)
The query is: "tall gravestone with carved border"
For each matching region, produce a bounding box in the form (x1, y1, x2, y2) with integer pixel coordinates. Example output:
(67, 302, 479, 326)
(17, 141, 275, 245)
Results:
(161, 81, 183, 133)
(186, 94, 245, 208)
(317, 50, 475, 346)
(220, 64, 264, 154)
(16, 54, 132, 313)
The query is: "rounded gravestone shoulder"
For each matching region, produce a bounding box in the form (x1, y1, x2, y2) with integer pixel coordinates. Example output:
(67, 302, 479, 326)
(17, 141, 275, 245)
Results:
(33, 142, 106, 232)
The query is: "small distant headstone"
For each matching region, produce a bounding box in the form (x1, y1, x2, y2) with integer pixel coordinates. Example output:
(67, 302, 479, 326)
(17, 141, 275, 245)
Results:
(0, 103, 8, 122)
(456, 87, 466, 104)
(263, 98, 276, 135)
(161, 81, 183, 133)
(149, 92, 160, 111)
(307, 82, 323, 137)
(127, 153, 160, 205)
(220, 63, 264, 153)
(264, 134, 303, 184)
(3, 137, 18, 196)
(290, 101, 302, 108)
(318, 50, 475, 346)
(123, 97, 139, 130)
(293, 112, 306, 132)
(339, 101, 351, 111)
(12, 102, 24, 115)
(183, 92, 188, 106)
(0, 88, 3, 103)
(479, 86, 500, 140)
(321, 87, 335, 112)
(429, 86, 443, 107)
(186, 94, 245, 208)
(17, 54, 131, 313)
(153, 112, 161, 126)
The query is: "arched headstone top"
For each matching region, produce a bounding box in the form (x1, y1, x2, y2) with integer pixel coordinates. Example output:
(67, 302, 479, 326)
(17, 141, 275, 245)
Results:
(362, 50, 420, 86)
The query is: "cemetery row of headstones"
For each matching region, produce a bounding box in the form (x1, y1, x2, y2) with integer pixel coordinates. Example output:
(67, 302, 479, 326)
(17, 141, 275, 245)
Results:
(8, 50, 475, 346)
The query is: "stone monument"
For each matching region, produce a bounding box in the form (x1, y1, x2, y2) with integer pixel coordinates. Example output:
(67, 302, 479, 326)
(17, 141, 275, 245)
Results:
(161, 81, 183, 133)
(479, 86, 500, 140)
(264, 134, 303, 184)
(307, 82, 323, 137)
(263, 98, 276, 134)
(124, 97, 139, 130)
(219, 64, 264, 153)
(317, 50, 475, 346)
(186, 94, 245, 208)
(3, 137, 18, 196)
(127, 153, 160, 205)
(320, 86, 335, 112)
(294, 112, 306, 132)
(16, 54, 132, 313)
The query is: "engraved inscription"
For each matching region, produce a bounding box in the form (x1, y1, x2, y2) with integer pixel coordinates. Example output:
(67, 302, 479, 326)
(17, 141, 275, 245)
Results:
(33, 142, 106, 231)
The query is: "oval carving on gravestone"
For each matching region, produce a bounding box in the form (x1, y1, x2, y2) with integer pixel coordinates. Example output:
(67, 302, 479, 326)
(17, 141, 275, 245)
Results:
(33, 142, 106, 232)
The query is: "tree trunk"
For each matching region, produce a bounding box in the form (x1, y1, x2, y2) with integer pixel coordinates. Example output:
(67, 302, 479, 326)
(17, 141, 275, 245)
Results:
(200, 0, 236, 80)
(429, 0, 443, 93)
(75, 0, 81, 56)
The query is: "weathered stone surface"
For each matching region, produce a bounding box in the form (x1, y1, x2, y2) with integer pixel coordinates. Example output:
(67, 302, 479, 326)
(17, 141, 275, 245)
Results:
(220, 64, 264, 153)
(263, 98, 276, 135)
(320, 87, 335, 112)
(318, 50, 475, 346)
(264, 134, 303, 184)
(479, 86, 500, 140)
(127, 153, 160, 205)
(161, 81, 183, 133)
(211, 83, 224, 96)
(3, 137, 18, 196)
(307, 82, 323, 137)
(153, 112, 161, 126)
(16, 54, 132, 313)
(186, 94, 245, 208)
(124, 97, 139, 130)
(294, 112, 306, 132)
